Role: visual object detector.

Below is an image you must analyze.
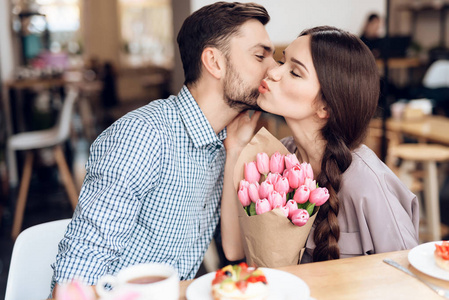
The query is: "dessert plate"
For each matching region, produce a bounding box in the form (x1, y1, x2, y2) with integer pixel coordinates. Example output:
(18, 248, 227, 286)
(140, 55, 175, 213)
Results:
(408, 241, 449, 281)
(186, 267, 310, 300)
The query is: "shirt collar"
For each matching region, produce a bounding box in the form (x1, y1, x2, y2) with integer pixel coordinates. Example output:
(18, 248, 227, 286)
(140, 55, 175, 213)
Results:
(176, 86, 227, 148)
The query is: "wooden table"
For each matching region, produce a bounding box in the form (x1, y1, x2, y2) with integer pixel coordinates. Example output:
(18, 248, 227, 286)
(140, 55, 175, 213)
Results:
(387, 115, 449, 146)
(179, 250, 449, 299)
(376, 57, 422, 70)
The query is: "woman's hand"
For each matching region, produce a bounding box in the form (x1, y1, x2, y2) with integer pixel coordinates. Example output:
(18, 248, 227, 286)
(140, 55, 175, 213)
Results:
(225, 111, 261, 154)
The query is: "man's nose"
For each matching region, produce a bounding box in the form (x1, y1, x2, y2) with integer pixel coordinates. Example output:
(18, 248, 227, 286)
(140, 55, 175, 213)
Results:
(266, 57, 277, 69)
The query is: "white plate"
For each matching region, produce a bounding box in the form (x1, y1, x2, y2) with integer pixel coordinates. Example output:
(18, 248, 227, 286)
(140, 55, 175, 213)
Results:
(186, 267, 310, 300)
(408, 241, 449, 281)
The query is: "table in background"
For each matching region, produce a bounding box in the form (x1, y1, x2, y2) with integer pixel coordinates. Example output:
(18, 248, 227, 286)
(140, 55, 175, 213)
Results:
(387, 115, 449, 145)
(376, 57, 422, 70)
(4, 77, 66, 135)
(179, 250, 449, 300)
(376, 57, 423, 88)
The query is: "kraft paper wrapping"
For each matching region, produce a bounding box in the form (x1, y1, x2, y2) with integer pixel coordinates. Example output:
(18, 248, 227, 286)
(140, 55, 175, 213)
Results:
(233, 127, 317, 268)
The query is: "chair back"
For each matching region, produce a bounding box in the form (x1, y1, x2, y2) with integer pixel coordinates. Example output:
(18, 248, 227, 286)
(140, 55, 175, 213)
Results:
(55, 87, 78, 144)
(5, 218, 71, 300)
(423, 59, 449, 88)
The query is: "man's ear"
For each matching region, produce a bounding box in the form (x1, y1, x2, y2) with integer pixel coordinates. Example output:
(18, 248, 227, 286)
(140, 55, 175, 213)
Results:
(201, 47, 225, 80)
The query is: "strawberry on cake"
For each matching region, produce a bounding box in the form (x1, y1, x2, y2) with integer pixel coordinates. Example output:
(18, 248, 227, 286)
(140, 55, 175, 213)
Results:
(211, 263, 268, 300)
(435, 241, 449, 271)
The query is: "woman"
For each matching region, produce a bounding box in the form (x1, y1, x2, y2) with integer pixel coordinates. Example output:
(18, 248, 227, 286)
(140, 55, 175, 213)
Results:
(221, 26, 419, 263)
(360, 13, 382, 58)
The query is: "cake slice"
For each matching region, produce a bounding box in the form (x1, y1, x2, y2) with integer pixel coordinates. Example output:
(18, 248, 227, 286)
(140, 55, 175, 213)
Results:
(435, 241, 449, 271)
(211, 263, 268, 300)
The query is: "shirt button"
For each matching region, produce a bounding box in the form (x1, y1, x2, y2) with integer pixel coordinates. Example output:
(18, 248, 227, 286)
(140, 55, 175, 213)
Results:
(203, 203, 206, 209)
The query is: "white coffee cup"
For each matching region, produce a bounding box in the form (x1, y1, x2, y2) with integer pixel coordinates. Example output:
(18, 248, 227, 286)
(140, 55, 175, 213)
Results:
(96, 263, 179, 300)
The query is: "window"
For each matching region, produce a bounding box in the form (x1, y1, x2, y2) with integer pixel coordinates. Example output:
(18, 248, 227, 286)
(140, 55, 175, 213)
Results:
(119, 0, 174, 68)
(11, 0, 82, 67)
(35, 0, 81, 55)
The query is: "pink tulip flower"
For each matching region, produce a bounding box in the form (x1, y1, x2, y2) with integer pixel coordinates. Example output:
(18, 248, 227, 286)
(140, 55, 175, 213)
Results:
(304, 178, 317, 191)
(275, 177, 290, 194)
(285, 153, 300, 170)
(111, 291, 141, 300)
(309, 187, 330, 206)
(301, 162, 314, 179)
(268, 191, 286, 208)
(293, 185, 310, 204)
(239, 179, 250, 190)
(256, 198, 272, 215)
(238, 185, 251, 207)
(279, 205, 289, 217)
(266, 172, 281, 185)
(269, 152, 285, 174)
(291, 209, 310, 227)
(256, 152, 270, 175)
(287, 165, 305, 189)
(259, 181, 274, 199)
(245, 161, 261, 183)
(285, 199, 298, 218)
(248, 182, 260, 203)
(56, 280, 96, 300)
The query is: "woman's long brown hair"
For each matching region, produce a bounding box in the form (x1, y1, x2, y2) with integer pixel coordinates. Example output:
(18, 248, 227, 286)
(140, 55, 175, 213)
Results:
(299, 26, 380, 261)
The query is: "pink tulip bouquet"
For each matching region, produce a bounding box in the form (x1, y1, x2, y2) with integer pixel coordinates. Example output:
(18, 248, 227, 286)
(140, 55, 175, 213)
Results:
(238, 151, 329, 227)
(233, 128, 325, 268)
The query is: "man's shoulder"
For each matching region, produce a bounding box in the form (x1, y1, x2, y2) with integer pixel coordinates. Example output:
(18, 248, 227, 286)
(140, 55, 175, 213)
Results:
(95, 95, 180, 149)
(125, 95, 179, 125)
(106, 96, 182, 139)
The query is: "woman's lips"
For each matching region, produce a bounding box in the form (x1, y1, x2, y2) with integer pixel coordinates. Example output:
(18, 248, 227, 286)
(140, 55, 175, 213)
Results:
(258, 80, 270, 94)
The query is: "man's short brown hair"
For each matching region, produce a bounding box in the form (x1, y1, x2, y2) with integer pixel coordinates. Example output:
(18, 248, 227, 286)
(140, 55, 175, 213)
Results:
(177, 2, 270, 86)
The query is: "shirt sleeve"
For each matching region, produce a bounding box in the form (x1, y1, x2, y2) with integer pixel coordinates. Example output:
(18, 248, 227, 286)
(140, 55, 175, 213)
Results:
(51, 117, 162, 285)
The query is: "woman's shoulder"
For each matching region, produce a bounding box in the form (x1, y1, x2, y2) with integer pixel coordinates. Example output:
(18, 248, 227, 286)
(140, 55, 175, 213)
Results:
(345, 144, 392, 181)
(340, 144, 415, 203)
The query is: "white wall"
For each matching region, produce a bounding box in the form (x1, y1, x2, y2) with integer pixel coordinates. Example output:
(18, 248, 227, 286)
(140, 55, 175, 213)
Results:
(191, 0, 386, 45)
(169, 0, 386, 92)
(82, 0, 120, 66)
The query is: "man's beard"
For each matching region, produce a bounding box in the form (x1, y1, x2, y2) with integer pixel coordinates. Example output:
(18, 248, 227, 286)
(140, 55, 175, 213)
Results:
(223, 60, 262, 112)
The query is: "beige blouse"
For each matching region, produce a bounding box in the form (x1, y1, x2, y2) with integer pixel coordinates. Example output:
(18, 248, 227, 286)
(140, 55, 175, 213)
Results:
(282, 137, 420, 262)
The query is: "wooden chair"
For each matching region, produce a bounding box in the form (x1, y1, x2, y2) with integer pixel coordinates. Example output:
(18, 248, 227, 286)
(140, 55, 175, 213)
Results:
(389, 143, 449, 241)
(7, 87, 79, 239)
(365, 119, 403, 173)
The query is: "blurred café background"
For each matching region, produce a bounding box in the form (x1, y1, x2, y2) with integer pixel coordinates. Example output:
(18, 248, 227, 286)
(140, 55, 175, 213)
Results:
(0, 0, 449, 297)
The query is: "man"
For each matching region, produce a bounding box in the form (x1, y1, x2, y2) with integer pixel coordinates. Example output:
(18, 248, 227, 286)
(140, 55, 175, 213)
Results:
(51, 1, 274, 293)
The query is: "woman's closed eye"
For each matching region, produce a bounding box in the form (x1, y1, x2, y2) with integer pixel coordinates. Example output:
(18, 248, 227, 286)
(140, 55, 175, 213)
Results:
(277, 61, 301, 78)
(290, 70, 301, 78)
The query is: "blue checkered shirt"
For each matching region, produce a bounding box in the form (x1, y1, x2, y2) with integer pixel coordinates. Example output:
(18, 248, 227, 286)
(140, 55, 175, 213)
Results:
(51, 86, 226, 287)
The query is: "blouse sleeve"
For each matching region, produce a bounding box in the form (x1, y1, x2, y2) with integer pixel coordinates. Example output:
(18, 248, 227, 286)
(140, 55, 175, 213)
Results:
(339, 149, 419, 255)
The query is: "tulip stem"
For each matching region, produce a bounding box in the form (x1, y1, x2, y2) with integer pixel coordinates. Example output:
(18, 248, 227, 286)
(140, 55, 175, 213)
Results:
(305, 203, 315, 216)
